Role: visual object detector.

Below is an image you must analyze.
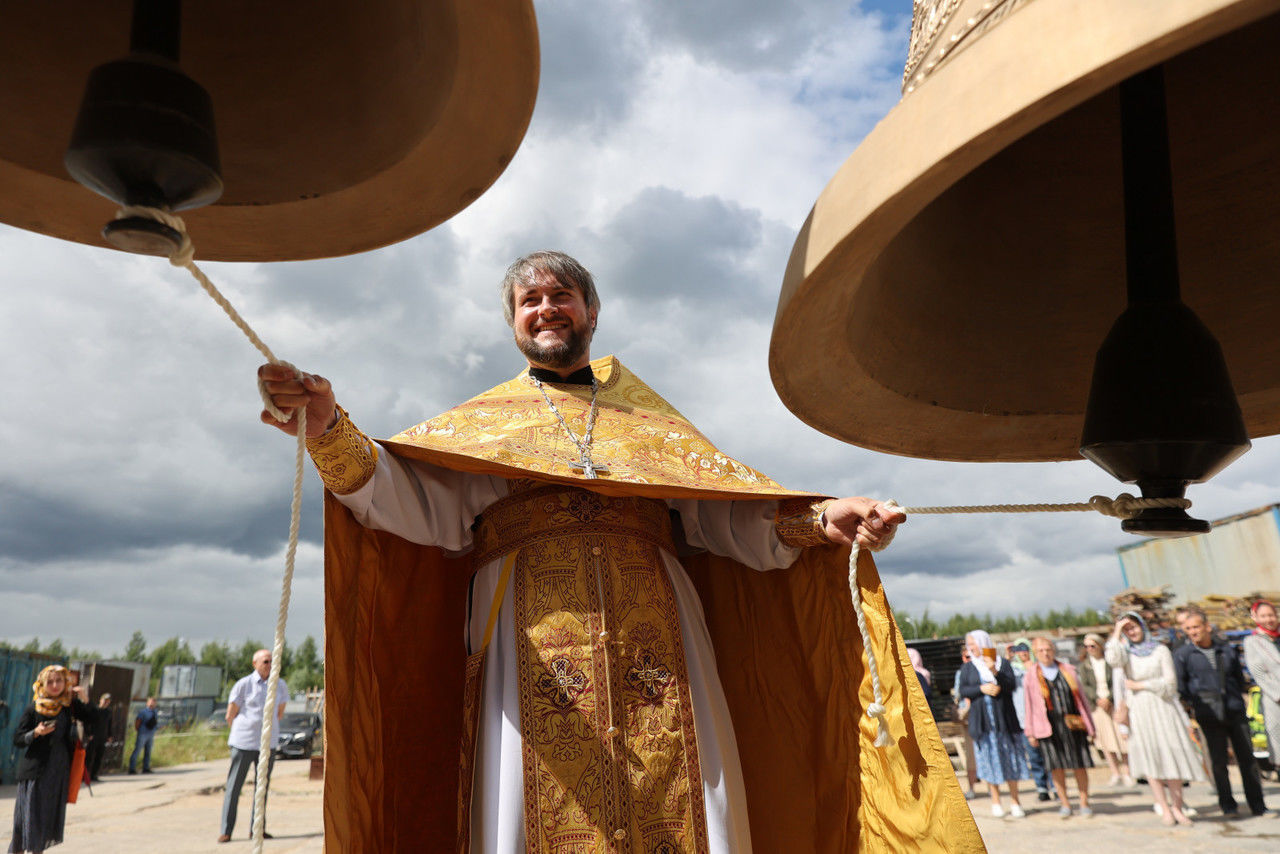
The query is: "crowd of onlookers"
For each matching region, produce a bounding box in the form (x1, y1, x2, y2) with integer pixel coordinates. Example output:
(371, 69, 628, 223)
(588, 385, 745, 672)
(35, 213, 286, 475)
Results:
(10, 649, 290, 851)
(910, 599, 1280, 825)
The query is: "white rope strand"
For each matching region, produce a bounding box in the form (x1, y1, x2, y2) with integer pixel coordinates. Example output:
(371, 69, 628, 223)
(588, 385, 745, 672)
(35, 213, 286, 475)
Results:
(896, 493, 1190, 518)
(250, 409, 305, 852)
(847, 536, 891, 748)
(119, 206, 303, 854)
(115, 206, 292, 424)
(848, 493, 1189, 752)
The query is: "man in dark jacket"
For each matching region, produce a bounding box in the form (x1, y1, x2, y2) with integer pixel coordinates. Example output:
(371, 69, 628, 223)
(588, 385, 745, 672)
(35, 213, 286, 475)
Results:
(1173, 607, 1268, 817)
(85, 692, 113, 781)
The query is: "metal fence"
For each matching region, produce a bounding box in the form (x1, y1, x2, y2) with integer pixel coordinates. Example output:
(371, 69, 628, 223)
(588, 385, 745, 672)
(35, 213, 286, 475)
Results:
(0, 649, 62, 784)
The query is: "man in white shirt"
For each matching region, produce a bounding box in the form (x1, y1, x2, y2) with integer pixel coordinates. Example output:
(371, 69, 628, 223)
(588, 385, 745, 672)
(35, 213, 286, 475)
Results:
(218, 649, 288, 843)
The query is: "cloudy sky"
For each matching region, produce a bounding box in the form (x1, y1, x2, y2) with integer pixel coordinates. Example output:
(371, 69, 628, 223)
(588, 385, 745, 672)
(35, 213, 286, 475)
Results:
(3, 0, 1277, 655)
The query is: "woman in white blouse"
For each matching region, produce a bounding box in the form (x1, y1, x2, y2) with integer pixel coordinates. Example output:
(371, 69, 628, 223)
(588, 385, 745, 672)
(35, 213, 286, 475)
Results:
(1105, 612, 1205, 826)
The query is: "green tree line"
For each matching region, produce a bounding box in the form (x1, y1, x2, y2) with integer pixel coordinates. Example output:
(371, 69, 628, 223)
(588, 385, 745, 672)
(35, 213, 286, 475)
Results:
(1, 631, 323, 700)
(896, 605, 1110, 640)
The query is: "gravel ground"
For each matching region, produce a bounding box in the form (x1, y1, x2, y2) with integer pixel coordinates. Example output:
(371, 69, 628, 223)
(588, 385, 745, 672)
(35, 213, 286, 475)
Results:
(968, 765, 1280, 852)
(4, 756, 1277, 851)
(1, 757, 322, 853)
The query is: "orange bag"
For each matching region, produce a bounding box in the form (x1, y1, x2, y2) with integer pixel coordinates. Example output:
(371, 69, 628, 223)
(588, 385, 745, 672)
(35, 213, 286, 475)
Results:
(67, 741, 87, 803)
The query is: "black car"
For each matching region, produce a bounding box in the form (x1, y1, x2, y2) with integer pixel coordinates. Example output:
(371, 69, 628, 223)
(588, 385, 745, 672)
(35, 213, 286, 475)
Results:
(274, 712, 321, 759)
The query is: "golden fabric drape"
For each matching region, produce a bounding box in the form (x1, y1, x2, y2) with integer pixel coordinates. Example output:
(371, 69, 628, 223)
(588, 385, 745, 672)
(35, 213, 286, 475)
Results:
(323, 498, 983, 852)
(320, 356, 983, 852)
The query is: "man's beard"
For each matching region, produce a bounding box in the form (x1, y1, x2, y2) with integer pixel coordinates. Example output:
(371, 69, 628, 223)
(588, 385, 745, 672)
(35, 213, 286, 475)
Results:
(515, 322, 591, 369)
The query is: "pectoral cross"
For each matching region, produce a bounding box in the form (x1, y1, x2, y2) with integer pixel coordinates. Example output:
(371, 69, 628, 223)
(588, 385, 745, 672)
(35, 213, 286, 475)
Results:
(570, 451, 608, 479)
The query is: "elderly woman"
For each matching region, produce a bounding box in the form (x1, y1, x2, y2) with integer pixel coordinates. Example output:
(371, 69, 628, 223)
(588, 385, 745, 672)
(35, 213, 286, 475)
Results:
(10, 665, 92, 853)
(1243, 600, 1280, 776)
(1106, 612, 1204, 825)
(1079, 632, 1133, 787)
(1024, 637, 1094, 818)
(957, 630, 1027, 818)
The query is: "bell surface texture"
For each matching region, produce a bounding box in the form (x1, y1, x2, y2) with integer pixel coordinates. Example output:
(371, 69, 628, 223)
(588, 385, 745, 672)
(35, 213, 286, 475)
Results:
(771, 0, 1280, 464)
(0, 0, 539, 261)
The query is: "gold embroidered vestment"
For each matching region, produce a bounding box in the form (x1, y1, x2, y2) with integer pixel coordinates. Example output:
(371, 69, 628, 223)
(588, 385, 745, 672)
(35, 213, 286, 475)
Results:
(316, 356, 986, 853)
(467, 485, 706, 852)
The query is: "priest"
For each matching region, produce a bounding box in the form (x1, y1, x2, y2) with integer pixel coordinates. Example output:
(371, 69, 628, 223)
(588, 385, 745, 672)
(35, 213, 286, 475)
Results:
(259, 251, 981, 853)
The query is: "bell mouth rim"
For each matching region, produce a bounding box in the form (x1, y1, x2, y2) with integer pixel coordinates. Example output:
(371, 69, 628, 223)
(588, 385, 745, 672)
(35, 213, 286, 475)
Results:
(770, 0, 1280, 462)
(0, 0, 539, 262)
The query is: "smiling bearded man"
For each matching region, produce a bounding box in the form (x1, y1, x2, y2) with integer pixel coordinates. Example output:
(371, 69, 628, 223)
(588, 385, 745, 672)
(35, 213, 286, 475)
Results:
(258, 250, 978, 853)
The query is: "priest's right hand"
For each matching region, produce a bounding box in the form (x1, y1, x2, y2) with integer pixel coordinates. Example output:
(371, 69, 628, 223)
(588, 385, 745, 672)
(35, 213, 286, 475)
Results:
(258, 363, 338, 438)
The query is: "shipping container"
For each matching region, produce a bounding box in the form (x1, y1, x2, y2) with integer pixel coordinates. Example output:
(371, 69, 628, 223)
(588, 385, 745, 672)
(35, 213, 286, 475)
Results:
(1117, 503, 1280, 603)
(159, 664, 223, 699)
(0, 649, 62, 784)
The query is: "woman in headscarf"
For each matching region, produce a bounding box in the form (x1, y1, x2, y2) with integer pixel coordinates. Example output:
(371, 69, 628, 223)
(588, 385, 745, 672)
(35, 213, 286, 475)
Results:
(1242, 600, 1280, 776)
(957, 630, 1027, 818)
(1079, 632, 1133, 787)
(1023, 637, 1094, 818)
(907, 647, 933, 700)
(1105, 611, 1204, 825)
(10, 665, 92, 853)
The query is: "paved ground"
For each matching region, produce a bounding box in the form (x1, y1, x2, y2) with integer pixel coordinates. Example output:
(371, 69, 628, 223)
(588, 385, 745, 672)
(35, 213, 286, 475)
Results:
(4, 757, 1278, 851)
(968, 765, 1280, 852)
(1, 757, 322, 853)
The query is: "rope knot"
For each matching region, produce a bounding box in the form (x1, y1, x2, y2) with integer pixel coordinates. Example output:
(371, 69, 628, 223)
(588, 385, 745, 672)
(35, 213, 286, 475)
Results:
(1088, 493, 1129, 518)
(866, 702, 891, 748)
(115, 205, 196, 266)
(1087, 493, 1192, 519)
(168, 233, 196, 268)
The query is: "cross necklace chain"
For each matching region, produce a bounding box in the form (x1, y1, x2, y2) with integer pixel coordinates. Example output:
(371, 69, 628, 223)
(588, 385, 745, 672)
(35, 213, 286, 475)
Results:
(531, 375, 608, 478)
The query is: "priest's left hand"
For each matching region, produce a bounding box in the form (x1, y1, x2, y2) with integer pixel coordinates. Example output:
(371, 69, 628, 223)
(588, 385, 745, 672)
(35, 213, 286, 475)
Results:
(822, 497, 905, 550)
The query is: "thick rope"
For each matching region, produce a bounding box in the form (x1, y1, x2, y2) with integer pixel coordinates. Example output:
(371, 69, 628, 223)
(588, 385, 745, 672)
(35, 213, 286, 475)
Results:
(848, 493, 1190, 751)
(118, 206, 303, 854)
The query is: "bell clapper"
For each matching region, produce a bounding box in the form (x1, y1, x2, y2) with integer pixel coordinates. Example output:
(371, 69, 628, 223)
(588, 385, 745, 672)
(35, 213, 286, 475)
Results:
(1079, 65, 1250, 537)
(63, 0, 223, 257)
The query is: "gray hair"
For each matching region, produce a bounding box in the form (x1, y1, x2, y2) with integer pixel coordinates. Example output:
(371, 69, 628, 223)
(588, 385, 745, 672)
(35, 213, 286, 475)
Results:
(499, 250, 601, 327)
(1179, 605, 1207, 623)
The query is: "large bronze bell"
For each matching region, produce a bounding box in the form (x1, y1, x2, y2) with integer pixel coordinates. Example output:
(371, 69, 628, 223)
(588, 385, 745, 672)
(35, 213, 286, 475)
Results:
(772, 0, 1280, 535)
(0, 0, 539, 260)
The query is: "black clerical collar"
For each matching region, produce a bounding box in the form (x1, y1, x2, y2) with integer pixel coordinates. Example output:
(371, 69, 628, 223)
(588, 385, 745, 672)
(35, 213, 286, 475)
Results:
(529, 365, 596, 386)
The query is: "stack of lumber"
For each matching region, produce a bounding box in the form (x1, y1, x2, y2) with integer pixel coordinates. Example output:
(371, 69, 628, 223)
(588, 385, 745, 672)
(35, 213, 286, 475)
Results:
(1186, 591, 1280, 630)
(1110, 585, 1175, 628)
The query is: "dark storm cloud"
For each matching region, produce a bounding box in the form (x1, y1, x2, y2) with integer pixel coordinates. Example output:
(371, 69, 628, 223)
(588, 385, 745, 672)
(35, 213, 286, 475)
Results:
(587, 186, 770, 307)
(0, 476, 324, 563)
(531, 1, 647, 132)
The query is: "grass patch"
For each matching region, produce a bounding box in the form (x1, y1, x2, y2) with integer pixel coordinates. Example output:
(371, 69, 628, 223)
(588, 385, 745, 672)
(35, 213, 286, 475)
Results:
(120, 721, 230, 769)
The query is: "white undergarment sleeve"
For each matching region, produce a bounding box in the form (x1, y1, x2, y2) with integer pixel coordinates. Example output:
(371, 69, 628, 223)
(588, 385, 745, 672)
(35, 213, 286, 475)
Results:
(329, 448, 507, 551)
(668, 498, 800, 570)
